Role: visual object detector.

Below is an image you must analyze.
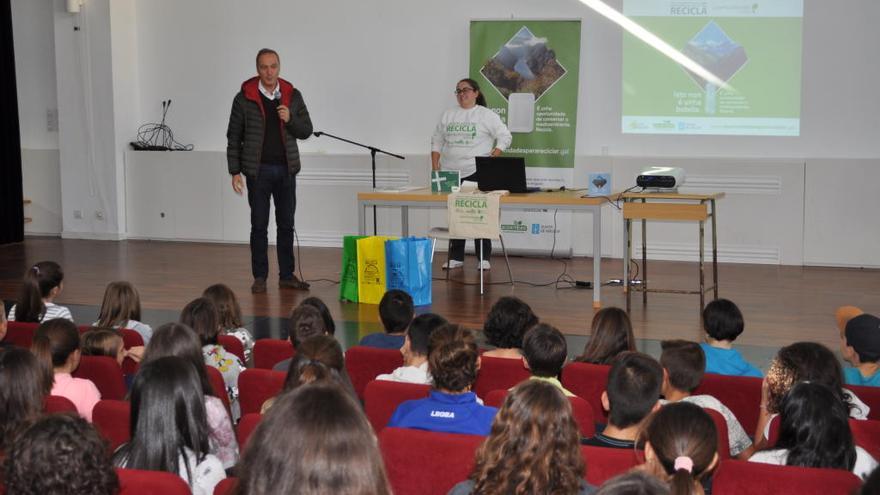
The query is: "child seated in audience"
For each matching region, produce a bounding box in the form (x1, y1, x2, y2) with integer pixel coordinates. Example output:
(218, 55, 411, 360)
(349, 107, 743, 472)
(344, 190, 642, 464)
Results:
(81, 328, 136, 366)
(94, 280, 153, 343)
(575, 307, 636, 365)
(388, 324, 498, 435)
(181, 297, 244, 415)
(359, 289, 414, 349)
(482, 296, 538, 359)
(81, 328, 140, 388)
(449, 380, 596, 495)
(376, 312, 447, 384)
(658, 340, 754, 459)
(273, 303, 329, 371)
(236, 383, 392, 495)
(113, 356, 226, 495)
(0, 347, 51, 454)
(4, 414, 119, 495)
(760, 341, 869, 442)
(521, 323, 575, 396)
(641, 402, 719, 495)
(262, 334, 356, 412)
(8, 261, 72, 323)
(699, 299, 762, 378)
(300, 296, 336, 334)
(32, 318, 101, 421)
(836, 306, 880, 387)
(582, 352, 662, 449)
(750, 381, 878, 479)
(203, 283, 255, 364)
(143, 322, 238, 469)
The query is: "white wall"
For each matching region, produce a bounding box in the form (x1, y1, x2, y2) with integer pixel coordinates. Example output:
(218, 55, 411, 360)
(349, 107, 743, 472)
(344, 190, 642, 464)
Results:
(12, 0, 61, 235)
(53, 0, 125, 239)
(11, 0, 57, 150)
(125, 0, 880, 159)
(11, 0, 880, 266)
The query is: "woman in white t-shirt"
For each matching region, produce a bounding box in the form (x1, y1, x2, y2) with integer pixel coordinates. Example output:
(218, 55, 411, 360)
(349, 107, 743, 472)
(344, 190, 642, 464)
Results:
(8, 261, 73, 323)
(750, 381, 878, 479)
(431, 78, 512, 271)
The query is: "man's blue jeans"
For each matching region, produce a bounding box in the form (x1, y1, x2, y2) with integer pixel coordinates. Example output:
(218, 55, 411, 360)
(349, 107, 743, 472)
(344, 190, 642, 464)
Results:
(246, 165, 296, 280)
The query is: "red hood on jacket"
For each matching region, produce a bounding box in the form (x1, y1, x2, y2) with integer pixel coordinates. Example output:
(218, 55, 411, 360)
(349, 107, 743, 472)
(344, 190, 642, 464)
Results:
(241, 76, 295, 115)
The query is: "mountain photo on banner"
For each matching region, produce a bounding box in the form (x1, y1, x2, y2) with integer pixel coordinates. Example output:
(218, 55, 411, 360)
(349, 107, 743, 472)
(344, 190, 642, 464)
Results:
(479, 26, 567, 100)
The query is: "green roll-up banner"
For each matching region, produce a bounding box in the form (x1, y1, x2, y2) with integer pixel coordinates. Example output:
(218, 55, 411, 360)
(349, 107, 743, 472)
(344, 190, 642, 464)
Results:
(470, 20, 581, 255)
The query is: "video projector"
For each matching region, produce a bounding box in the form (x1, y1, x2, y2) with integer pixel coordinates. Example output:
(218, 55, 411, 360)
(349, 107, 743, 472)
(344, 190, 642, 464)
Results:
(636, 166, 685, 192)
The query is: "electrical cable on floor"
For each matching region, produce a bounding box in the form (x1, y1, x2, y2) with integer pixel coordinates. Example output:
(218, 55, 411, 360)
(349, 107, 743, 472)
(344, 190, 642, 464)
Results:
(295, 228, 340, 285)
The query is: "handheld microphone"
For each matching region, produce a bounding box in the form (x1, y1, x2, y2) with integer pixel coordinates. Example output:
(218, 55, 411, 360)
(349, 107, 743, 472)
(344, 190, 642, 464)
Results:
(313, 132, 323, 137)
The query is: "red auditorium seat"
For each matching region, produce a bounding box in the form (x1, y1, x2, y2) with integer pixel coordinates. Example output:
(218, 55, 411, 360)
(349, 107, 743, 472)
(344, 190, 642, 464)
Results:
(213, 477, 238, 495)
(712, 459, 861, 495)
(848, 384, 880, 421)
(252, 338, 294, 369)
(218, 334, 246, 364)
(472, 356, 531, 399)
(119, 328, 143, 376)
(484, 388, 596, 438)
(379, 427, 484, 495)
(693, 373, 762, 433)
(5, 321, 39, 348)
(205, 365, 232, 414)
(344, 346, 403, 400)
(363, 380, 431, 432)
(117, 467, 191, 494)
(704, 407, 731, 459)
(379, 427, 642, 495)
(119, 328, 144, 348)
(580, 445, 642, 486)
(73, 355, 127, 400)
(43, 394, 78, 414)
(850, 418, 880, 460)
(238, 368, 285, 415)
(561, 362, 611, 422)
(767, 415, 781, 446)
(93, 400, 131, 451)
(236, 413, 262, 450)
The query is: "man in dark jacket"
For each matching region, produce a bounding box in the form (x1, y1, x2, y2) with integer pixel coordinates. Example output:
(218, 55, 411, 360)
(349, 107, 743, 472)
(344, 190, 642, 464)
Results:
(227, 48, 313, 293)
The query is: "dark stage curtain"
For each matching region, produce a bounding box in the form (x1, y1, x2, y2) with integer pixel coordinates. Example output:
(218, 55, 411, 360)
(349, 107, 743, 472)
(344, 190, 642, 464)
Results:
(0, 0, 23, 245)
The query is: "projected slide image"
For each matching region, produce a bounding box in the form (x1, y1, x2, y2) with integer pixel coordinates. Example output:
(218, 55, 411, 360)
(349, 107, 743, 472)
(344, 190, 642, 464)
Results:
(681, 21, 748, 89)
(479, 26, 567, 101)
(621, 0, 803, 136)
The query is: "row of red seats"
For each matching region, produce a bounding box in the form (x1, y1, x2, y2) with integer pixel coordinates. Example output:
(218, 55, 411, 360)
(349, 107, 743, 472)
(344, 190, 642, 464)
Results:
(211, 427, 862, 495)
(42, 376, 872, 494)
(17, 320, 880, 439)
(7, 321, 246, 366)
(236, 346, 880, 432)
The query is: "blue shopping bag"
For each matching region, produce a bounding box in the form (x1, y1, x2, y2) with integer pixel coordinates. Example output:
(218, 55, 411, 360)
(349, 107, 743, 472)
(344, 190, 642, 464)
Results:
(385, 237, 432, 306)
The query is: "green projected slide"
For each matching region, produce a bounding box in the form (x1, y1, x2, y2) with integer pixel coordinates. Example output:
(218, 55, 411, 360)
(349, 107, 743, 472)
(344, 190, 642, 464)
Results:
(622, 0, 803, 136)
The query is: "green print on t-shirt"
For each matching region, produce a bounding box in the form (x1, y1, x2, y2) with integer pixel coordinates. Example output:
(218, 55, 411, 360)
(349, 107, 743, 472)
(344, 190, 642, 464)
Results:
(446, 122, 477, 144)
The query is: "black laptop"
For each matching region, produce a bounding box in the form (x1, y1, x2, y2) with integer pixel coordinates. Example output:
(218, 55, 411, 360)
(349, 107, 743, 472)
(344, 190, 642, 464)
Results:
(474, 156, 538, 193)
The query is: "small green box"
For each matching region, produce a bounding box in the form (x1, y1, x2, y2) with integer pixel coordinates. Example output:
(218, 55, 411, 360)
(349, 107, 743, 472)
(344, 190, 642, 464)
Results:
(431, 170, 461, 193)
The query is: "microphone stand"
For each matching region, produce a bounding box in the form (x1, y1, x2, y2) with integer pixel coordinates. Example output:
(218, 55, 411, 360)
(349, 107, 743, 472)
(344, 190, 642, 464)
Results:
(312, 131, 405, 235)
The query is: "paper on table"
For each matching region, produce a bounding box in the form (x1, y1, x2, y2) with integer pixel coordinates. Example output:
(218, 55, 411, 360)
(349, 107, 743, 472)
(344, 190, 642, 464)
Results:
(452, 181, 480, 193)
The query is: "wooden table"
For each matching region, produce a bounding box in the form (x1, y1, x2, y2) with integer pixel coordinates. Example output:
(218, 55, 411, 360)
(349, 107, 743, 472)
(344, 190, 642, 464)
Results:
(357, 188, 613, 307)
(621, 192, 725, 311)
